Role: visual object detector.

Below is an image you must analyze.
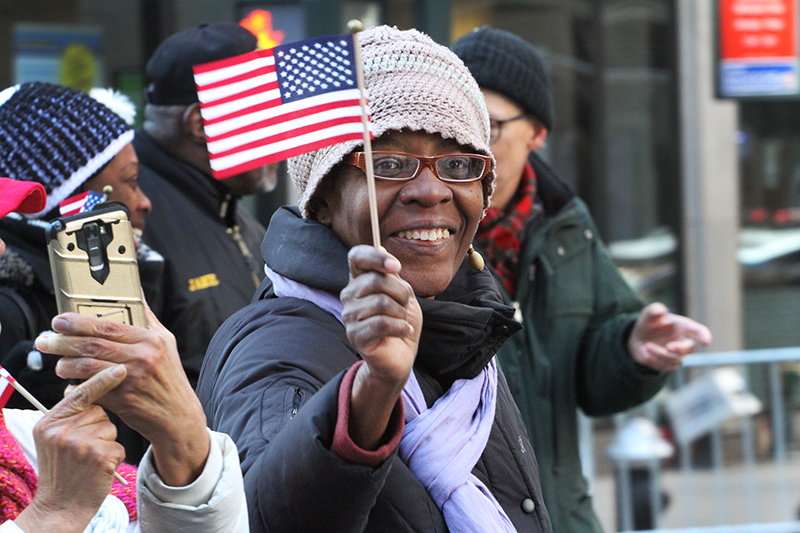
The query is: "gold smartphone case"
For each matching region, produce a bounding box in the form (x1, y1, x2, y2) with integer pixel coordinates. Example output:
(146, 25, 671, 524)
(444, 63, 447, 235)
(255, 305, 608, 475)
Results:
(47, 204, 146, 328)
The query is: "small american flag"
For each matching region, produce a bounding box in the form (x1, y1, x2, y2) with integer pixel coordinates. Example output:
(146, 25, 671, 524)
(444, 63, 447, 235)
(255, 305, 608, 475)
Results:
(193, 34, 371, 179)
(0, 366, 17, 409)
(59, 190, 105, 216)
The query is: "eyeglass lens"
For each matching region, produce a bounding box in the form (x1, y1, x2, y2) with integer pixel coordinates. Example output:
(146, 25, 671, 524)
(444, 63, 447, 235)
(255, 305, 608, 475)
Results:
(372, 153, 485, 181)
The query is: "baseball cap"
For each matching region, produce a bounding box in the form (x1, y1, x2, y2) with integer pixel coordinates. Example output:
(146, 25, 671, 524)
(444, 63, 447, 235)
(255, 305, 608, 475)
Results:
(0, 178, 46, 218)
(145, 22, 258, 105)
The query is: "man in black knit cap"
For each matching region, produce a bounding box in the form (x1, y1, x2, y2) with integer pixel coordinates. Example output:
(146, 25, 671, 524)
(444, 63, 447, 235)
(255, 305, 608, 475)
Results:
(452, 27, 712, 533)
(135, 23, 278, 386)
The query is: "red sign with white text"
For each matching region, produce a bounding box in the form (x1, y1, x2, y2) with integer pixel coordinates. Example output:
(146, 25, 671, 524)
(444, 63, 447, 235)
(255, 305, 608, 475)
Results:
(719, 0, 800, 96)
(720, 0, 797, 60)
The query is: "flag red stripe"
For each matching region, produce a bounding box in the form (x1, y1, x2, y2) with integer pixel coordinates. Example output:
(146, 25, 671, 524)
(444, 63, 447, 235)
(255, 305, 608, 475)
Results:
(212, 132, 368, 179)
(0, 384, 13, 409)
(192, 49, 273, 75)
(206, 99, 365, 142)
(195, 66, 276, 92)
(201, 92, 282, 126)
(199, 81, 280, 110)
(209, 116, 364, 158)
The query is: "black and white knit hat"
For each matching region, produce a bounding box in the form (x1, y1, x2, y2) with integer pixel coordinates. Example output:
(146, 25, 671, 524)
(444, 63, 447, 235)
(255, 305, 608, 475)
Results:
(0, 82, 134, 216)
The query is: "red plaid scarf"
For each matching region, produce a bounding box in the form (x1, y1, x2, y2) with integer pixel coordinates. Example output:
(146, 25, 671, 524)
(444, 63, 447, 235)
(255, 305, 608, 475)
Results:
(475, 163, 537, 297)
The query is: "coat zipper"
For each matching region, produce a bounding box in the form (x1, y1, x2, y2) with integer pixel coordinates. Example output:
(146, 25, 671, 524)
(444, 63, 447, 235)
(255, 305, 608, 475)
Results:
(290, 388, 304, 419)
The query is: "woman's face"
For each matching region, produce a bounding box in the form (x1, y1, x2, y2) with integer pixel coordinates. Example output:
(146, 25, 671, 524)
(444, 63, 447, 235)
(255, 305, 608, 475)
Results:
(317, 130, 486, 298)
(84, 143, 151, 231)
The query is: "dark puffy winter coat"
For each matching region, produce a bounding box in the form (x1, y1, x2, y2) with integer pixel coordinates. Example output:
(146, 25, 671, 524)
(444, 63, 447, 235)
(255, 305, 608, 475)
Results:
(197, 206, 554, 533)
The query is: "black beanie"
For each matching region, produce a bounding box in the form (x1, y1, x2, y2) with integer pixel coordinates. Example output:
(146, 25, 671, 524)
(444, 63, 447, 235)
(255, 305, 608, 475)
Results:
(146, 23, 258, 105)
(451, 27, 554, 130)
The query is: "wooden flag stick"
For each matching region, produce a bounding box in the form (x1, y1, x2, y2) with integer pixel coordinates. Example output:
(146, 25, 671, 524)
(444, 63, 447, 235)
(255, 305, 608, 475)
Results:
(7, 376, 129, 486)
(348, 20, 381, 249)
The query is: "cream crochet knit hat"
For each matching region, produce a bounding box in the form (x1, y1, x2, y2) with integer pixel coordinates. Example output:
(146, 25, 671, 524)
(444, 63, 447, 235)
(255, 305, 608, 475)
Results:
(289, 25, 494, 218)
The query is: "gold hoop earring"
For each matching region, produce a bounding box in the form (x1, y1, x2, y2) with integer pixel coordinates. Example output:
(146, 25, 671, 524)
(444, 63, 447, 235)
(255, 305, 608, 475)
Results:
(468, 244, 484, 271)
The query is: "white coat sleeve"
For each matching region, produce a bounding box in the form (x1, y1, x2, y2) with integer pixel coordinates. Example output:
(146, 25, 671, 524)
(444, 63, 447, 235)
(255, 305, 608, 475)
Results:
(0, 521, 25, 533)
(136, 428, 248, 533)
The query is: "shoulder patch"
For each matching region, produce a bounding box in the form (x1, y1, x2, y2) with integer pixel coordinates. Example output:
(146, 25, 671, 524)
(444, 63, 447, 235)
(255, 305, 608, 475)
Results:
(188, 273, 220, 292)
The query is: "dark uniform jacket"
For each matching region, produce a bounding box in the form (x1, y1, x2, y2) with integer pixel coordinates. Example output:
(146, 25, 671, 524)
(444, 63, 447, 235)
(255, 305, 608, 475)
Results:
(197, 206, 554, 533)
(134, 131, 266, 384)
(480, 153, 670, 533)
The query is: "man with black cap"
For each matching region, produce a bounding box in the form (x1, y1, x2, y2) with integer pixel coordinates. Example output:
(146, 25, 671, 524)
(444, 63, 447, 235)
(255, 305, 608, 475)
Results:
(453, 27, 712, 533)
(134, 23, 278, 385)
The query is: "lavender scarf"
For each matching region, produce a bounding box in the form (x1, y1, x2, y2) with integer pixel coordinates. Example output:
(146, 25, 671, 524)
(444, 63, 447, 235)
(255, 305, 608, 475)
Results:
(265, 265, 517, 533)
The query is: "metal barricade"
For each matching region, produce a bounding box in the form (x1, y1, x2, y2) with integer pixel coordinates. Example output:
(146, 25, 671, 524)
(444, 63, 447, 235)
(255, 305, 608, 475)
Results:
(582, 347, 800, 533)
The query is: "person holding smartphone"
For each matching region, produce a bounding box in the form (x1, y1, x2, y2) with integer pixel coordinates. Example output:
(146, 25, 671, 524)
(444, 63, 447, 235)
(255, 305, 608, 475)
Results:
(0, 83, 187, 465)
(0, 177, 248, 532)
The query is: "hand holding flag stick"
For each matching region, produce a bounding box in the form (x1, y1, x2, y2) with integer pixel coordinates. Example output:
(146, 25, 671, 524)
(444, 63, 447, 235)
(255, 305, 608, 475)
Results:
(0, 365, 129, 486)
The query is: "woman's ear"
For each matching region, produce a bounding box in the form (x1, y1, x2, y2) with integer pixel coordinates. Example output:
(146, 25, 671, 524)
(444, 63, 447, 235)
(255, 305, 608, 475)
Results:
(312, 195, 331, 226)
(182, 103, 207, 145)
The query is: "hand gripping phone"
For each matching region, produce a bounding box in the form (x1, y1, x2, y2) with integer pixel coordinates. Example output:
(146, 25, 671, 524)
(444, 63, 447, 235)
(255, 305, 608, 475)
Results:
(47, 202, 147, 327)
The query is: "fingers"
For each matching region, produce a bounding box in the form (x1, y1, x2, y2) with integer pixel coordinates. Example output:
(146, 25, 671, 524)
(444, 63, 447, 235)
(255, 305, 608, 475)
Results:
(347, 245, 402, 279)
(142, 292, 169, 336)
(674, 317, 713, 346)
(342, 246, 414, 316)
(38, 313, 145, 361)
(635, 342, 684, 372)
(640, 302, 669, 322)
(55, 357, 115, 382)
(49, 365, 127, 420)
(37, 329, 127, 364)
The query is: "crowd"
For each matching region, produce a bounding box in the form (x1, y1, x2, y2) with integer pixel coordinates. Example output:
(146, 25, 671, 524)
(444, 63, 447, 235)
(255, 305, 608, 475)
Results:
(0, 20, 710, 533)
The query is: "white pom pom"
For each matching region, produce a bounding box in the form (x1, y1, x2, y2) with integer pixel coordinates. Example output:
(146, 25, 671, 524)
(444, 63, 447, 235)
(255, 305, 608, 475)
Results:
(27, 350, 43, 371)
(0, 84, 21, 108)
(89, 87, 137, 125)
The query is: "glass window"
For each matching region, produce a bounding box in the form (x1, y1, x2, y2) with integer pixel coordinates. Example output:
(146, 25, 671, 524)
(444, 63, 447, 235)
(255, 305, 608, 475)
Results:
(451, 0, 682, 309)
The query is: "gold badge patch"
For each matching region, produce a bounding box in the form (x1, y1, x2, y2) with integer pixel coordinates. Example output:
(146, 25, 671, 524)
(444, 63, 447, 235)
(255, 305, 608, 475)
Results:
(188, 273, 220, 292)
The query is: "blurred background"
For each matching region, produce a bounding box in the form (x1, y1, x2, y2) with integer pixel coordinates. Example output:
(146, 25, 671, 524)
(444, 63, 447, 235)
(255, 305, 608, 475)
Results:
(2, 1, 799, 530)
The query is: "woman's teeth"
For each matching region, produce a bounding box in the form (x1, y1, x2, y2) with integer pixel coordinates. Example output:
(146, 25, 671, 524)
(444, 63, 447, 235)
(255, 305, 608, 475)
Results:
(397, 229, 450, 241)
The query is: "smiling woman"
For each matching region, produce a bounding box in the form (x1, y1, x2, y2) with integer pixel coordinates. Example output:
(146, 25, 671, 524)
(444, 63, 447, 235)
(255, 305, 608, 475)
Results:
(197, 25, 553, 533)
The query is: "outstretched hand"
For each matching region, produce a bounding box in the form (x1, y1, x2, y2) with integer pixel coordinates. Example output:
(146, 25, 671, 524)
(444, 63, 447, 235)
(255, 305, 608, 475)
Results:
(627, 302, 712, 372)
(15, 365, 127, 533)
(35, 301, 209, 487)
(340, 245, 422, 449)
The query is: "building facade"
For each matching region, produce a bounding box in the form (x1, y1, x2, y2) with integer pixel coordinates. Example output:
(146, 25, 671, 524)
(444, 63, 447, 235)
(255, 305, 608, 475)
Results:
(7, 0, 799, 353)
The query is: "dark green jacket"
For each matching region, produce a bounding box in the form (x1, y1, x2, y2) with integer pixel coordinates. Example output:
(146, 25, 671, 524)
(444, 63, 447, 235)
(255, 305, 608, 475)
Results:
(480, 153, 669, 533)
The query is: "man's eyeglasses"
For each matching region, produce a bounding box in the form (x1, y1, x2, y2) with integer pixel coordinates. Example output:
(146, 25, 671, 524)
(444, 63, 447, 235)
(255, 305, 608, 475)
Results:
(489, 113, 527, 144)
(345, 152, 492, 183)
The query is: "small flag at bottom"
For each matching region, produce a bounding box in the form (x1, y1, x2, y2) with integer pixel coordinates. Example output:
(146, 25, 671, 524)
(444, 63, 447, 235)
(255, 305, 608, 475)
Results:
(0, 366, 17, 409)
(193, 33, 372, 180)
(59, 190, 105, 216)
